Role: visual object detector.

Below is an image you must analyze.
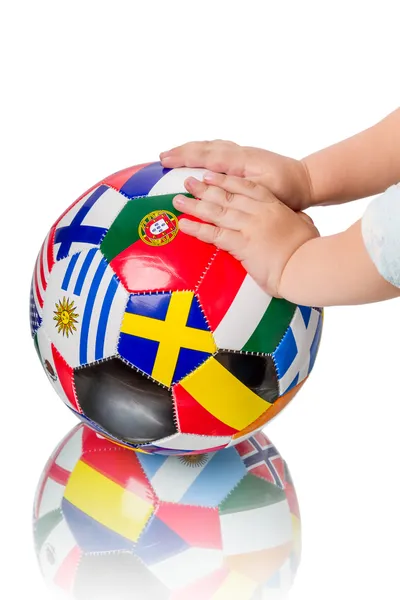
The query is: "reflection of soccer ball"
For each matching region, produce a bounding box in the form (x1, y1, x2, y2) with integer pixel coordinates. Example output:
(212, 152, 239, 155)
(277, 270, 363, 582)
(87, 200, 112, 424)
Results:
(30, 162, 323, 454)
(33, 425, 301, 600)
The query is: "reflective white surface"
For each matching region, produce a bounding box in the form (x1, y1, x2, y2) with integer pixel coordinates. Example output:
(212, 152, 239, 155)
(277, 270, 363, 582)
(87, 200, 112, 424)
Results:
(2, 2, 400, 599)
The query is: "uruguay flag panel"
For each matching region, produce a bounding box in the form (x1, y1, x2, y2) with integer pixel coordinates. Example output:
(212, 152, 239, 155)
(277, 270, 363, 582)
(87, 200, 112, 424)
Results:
(42, 248, 129, 368)
(53, 185, 128, 261)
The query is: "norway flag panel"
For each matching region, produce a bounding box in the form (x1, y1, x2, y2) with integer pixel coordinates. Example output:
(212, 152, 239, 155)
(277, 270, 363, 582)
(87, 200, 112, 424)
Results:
(53, 185, 128, 262)
(42, 248, 129, 368)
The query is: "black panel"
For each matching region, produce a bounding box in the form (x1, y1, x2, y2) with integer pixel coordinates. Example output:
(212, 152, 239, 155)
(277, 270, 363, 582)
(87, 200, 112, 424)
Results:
(75, 552, 169, 600)
(74, 358, 176, 444)
(215, 351, 279, 403)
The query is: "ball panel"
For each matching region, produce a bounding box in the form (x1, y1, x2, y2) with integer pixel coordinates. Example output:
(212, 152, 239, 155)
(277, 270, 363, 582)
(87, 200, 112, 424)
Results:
(136, 448, 247, 507)
(179, 357, 270, 433)
(42, 249, 129, 368)
(74, 358, 176, 444)
(105, 205, 217, 294)
(235, 433, 287, 489)
(102, 162, 152, 192)
(197, 249, 297, 354)
(173, 383, 239, 437)
(215, 351, 279, 404)
(118, 291, 216, 388)
(35, 327, 81, 411)
(53, 185, 129, 262)
(272, 306, 323, 395)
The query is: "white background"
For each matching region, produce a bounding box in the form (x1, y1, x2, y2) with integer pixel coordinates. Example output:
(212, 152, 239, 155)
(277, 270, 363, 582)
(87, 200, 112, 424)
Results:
(1, 1, 400, 599)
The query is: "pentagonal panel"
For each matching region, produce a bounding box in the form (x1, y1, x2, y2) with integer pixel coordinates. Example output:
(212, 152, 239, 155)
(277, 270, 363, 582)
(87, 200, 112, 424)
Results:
(214, 351, 279, 404)
(74, 358, 176, 444)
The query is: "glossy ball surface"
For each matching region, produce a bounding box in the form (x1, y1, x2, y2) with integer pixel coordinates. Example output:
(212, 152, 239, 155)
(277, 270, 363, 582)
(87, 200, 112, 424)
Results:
(30, 162, 323, 453)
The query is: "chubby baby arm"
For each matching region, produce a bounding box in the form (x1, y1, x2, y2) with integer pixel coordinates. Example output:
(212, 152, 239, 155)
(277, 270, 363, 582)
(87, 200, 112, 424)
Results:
(279, 187, 400, 307)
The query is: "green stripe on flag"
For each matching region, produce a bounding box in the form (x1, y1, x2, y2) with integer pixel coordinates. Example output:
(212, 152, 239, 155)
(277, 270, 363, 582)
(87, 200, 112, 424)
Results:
(33, 332, 41, 361)
(34, 508, 63, 552)
(242, 298, 296, 354)
(219, 474, 286, 514)
(101, 193, 191, 262)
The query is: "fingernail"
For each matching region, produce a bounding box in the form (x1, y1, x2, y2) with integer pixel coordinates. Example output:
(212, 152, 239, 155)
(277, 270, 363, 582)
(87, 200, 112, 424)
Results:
(179, 218, 196, 233)
(203, 171, 216, 182)
(159, 151, 171, 158)
(173, 194, 186, 207)
(185, 176, 197, 189)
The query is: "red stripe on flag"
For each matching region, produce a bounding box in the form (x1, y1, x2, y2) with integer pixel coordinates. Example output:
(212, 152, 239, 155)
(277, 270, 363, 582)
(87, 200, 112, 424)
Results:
(46, 462, 71, 487)
(34, 426, 80, 519)
(33, 261, 44, 308)
(52, 345, 81, 412)
(196, 250, 246, 331)
(54, 545, 82, 591)
(82, 446, 155, 503)
(102, 163, 151, 191)
(156, 502, 222, 549)
(47, 224, 56, 273)
(173, 384, 239, 436)
(170, 566, 230, 600)
(285, 482, 300, 518)
(39, 242, 47, 291)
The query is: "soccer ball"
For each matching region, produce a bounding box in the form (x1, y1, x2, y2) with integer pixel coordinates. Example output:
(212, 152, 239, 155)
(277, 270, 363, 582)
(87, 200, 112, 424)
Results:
(30, 162, 323, 454)
(33, 424, 301, 600)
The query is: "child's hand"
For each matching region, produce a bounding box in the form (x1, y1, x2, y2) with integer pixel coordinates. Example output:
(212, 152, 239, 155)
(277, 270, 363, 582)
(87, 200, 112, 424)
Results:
(172, 172, 320, 298)
(161, 140, 313, 211)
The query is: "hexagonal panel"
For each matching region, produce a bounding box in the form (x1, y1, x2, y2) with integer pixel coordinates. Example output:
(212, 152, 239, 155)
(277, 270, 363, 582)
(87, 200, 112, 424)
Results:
(101, 192, 217, 293)
(42, 248, 129, 368)
(196, 249, 296, 353)
(136, 448, 247, 507)
(118, 291, 216, 388)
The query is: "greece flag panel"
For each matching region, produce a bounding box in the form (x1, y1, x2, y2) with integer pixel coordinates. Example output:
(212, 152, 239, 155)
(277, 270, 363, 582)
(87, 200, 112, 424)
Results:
(42, 249, 129, 368)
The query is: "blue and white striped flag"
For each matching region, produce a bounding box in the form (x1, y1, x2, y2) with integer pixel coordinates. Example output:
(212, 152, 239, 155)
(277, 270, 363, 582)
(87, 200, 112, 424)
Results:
(42, 248, 129, 367)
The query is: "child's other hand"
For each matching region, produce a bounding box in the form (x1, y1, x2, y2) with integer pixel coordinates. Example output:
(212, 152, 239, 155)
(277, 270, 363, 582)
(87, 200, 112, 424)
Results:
(161, 140, 313, 211)
(172, 172, 320, 298)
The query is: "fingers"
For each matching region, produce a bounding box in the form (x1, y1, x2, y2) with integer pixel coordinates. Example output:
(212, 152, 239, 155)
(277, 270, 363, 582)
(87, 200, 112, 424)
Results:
(200, 172, 275, 204)
(173, 194, 251, 231)
(184, 176, 257, 215)
(178, 217, 246, 254)
(160, 140, 245, 175)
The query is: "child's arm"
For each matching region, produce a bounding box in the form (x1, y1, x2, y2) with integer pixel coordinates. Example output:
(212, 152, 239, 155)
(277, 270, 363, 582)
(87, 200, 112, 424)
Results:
(303, 108, 400, 206)
(279, 220, 400, 306)
(173, 174, 400, 307)
(160, 108, 400, 210)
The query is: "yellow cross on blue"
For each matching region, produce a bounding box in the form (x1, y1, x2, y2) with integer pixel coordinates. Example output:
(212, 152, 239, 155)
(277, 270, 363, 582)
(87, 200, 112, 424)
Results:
(118, 291, 217, 387)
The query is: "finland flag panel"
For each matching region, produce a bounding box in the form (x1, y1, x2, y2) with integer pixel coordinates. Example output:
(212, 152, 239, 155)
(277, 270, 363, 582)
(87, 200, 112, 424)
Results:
(53, 185, 128, 261)
(42, 248, 129, 368)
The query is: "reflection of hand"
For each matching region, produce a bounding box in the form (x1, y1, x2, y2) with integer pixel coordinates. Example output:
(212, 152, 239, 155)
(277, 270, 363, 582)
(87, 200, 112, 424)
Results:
(161, 140, 313, 211)
(172, 172, 320, 298)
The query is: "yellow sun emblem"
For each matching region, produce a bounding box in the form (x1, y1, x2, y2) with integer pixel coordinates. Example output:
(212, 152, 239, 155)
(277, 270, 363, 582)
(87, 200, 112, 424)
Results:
(53, 297, 79, 337)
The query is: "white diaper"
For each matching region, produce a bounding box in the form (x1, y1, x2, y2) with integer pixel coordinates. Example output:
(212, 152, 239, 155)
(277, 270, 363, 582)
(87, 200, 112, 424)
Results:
(361, 184, 400, 288)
